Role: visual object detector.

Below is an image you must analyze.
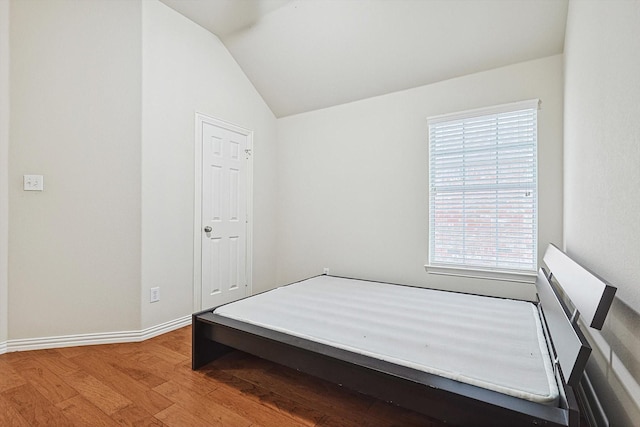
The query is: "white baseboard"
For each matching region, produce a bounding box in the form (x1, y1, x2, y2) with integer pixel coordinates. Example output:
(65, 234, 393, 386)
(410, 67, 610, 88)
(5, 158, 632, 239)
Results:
(139, 315, 192, 341)
(2, 315, 191, 353)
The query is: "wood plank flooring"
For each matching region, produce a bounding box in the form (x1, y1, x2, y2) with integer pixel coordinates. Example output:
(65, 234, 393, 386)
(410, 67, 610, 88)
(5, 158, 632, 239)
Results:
(0, 326, 447, 426)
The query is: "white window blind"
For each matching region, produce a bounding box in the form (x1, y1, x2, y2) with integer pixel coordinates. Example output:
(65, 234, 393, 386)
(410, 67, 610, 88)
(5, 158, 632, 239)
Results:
(428, 100, 539, 274)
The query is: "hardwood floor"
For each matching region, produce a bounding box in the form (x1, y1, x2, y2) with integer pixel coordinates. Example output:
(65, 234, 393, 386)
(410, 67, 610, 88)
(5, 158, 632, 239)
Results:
(0, 326, 446, 426)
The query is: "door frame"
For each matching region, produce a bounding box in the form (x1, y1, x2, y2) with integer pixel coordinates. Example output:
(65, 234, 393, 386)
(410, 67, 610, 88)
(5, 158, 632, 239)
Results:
(193, 112, 253, 311)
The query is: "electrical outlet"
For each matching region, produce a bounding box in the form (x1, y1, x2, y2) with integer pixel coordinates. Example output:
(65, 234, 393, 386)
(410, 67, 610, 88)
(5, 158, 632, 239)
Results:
(150, 287, 160, 303)
(323, 267, 330, 275)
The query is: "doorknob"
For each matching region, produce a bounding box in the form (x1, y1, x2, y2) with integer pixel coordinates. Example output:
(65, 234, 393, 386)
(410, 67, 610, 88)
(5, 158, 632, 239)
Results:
(204, 226, 212, 233)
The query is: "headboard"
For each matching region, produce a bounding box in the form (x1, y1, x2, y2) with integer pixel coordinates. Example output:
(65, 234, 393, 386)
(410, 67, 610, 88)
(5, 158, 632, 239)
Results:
(535, 244, 617, 388)
(543, 244, 617, 330)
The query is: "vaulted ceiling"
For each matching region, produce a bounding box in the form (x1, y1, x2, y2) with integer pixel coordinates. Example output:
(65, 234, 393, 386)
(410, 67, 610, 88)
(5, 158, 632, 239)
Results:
(159, 0, 569, 118)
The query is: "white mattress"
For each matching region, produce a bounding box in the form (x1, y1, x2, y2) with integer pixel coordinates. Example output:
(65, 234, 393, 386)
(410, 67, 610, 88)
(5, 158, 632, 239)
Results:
(214, 275, 559, 404)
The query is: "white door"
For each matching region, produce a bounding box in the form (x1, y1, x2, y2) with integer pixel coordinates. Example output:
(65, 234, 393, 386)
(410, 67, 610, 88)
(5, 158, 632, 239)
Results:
(200, 118, 250, 308)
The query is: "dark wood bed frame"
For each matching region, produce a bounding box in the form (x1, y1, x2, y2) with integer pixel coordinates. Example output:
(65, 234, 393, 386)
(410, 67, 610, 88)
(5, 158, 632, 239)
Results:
(192, 244, 616, 427)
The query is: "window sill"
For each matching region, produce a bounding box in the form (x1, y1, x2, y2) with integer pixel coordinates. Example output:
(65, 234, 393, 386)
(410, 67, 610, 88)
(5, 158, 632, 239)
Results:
(424, 264, 538, 284)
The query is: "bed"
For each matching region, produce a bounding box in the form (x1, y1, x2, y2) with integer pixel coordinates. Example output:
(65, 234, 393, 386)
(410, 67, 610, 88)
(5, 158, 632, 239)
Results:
(192, 244, 616, 426)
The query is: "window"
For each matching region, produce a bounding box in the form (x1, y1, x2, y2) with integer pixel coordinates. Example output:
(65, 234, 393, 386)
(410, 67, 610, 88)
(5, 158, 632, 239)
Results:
(427, 100, 539, 279)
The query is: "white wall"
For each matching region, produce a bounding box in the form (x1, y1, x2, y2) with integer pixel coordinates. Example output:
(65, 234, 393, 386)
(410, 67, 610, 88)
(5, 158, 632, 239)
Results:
(141, 0, 278, 328)
(0, 0, 9, 347)
(4, 0, 278, 342)
(4, 0, 278, 341)
(9, 0, 142, 338)
(564, 1, 640, 425)
(277, 55, 564, 300)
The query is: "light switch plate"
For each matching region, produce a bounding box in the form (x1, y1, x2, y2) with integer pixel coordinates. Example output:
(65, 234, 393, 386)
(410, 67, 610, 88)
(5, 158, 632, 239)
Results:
(24, 175, 44, 191)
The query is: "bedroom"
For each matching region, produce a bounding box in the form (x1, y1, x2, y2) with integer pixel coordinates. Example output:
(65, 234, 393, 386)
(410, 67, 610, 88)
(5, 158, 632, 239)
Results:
(0, 0, 638, 425)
